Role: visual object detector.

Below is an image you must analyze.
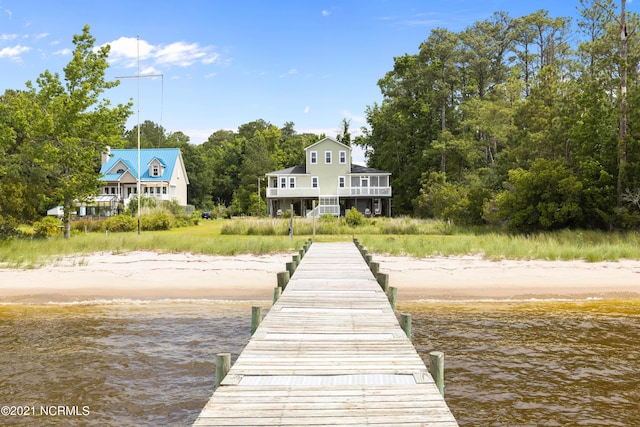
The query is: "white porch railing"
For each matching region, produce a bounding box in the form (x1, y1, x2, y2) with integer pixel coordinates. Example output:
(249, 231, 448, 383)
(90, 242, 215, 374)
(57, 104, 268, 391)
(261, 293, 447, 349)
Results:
(306, 204, 340, 217)
(268, 186, 391, 198)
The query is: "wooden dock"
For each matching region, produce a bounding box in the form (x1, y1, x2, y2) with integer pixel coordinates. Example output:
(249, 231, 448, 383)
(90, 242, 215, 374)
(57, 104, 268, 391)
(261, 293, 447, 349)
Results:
(192, 242, 458, 426)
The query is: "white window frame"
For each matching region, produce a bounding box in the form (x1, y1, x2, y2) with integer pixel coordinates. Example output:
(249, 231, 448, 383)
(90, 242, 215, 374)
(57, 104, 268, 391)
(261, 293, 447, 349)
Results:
(339, 150, 346, 164)
(289, 177, 296, 188)
(325, 151, 332, 164)
(280, 177, 287, 188)
(338, 176, 345, 188)
(310, 151, 317, 164)
(312, 176, 319, 188)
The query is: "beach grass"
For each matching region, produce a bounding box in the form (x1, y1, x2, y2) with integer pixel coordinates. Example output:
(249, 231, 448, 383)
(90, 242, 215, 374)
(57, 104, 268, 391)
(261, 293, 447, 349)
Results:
(1, 218, 640, 267)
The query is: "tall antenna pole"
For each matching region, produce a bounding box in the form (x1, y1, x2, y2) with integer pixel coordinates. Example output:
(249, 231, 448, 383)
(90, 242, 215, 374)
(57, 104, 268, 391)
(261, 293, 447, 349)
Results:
(116, 36, 163, 234)
(137, 35, 141, 234)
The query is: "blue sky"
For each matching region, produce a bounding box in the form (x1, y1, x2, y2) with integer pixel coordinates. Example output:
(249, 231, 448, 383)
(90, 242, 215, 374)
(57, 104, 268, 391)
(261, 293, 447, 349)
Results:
(1, 0, 637, 155)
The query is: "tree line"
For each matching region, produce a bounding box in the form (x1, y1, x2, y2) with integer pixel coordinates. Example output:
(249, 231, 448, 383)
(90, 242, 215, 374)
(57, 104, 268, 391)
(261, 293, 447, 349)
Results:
(356, 0, 640, 232)
(3, 2, 640, 238)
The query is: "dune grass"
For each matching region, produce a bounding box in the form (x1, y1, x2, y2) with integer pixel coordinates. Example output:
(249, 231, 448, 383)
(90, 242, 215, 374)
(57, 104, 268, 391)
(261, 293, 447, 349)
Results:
(2, 217, 639, 268)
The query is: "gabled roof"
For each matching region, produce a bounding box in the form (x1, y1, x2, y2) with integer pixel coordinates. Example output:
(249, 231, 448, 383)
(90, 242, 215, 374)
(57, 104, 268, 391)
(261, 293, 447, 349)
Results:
(100, 148, 182, 182)
(303, 136, 351, 152)
(266, 165, 307, 175)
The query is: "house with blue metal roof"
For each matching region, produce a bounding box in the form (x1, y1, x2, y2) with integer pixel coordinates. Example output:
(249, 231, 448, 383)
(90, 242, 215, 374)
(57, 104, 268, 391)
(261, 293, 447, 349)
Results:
(98, 147, 189, 214)
(265, 137, 392, 217)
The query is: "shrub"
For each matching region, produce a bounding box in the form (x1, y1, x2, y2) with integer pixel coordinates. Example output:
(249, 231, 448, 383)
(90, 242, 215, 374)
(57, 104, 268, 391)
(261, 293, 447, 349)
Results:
(33, 216, 62, 238)
(105, 215, 137, 232)
(142, 213, 173, 231)
(345, 207, 364, 227)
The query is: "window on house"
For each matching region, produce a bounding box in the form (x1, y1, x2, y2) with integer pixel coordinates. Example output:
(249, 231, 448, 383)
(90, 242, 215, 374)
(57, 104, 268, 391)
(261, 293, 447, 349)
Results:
(110, 187, 115, 194)
(339, 176, 345, 188)
(312, 177, 318, 188)
(289, 177, 296, 188)
(339, 151, 346, 164)
(152, 165, 160, 177)
(280, 177, 286, 188)
(325, 151, 332, 164)
(162, 187, 167, 194)
(116, 168, 125, 174)
(310, 151, 317, 164)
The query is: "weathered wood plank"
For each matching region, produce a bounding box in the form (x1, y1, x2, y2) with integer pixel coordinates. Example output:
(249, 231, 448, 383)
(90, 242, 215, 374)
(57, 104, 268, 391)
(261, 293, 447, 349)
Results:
(192, 242, 458, 426)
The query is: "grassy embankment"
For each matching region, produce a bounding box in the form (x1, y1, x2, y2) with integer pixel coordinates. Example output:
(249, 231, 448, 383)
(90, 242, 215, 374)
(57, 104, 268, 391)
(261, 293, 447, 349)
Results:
(1, 217, 640, 268)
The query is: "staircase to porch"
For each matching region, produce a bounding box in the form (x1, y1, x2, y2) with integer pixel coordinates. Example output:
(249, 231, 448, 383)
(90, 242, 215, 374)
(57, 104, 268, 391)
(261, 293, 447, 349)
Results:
(306, 195, 340, 217)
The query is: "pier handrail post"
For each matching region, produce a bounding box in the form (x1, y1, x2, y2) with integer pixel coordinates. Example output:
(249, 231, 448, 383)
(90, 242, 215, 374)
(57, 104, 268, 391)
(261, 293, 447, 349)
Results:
(273, 286, 281, 304)
(215, 353, 231, 388)
(400, 313, 412, 339)
(388, 286, 397, 311)
(370, 261, 380, 276)
(277, 271, 290, 290)
(286, 261, 296, 277)
(377, 272, 389, 292)
(251, 306, 263, 335)
(429, 351, 445, 397)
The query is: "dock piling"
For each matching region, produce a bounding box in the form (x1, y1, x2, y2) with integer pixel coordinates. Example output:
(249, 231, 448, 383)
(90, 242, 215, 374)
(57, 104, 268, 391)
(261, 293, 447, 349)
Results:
(429, 351, 445, 397)
(251, 306, 262, 335)
(214, 353, 230, 388)
(400, 313, 412, 339)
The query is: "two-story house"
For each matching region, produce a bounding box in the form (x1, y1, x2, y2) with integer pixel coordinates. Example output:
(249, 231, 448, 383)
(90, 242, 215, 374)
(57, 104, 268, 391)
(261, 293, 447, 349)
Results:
(265, 137, 392, 217)
(98, 147, 189, 214)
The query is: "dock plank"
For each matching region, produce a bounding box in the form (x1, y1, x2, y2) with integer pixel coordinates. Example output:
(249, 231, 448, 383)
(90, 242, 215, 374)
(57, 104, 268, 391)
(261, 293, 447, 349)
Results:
(192, 242, 458, 426)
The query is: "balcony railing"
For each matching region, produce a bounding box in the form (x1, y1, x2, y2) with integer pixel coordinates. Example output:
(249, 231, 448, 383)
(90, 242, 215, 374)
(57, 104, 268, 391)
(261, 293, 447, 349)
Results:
(267, 186, 391, 198)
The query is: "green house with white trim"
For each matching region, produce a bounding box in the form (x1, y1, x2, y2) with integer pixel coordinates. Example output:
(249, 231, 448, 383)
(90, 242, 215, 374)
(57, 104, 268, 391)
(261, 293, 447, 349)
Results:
(265, 137, 392, 217)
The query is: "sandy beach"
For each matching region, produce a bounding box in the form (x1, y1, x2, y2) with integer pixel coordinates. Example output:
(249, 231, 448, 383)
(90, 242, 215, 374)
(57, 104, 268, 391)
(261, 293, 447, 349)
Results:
(1, 251, 639, 303)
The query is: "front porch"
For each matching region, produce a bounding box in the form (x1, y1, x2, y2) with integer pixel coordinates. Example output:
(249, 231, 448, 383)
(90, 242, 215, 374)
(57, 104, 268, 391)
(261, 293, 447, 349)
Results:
(267, 196, 392, 218)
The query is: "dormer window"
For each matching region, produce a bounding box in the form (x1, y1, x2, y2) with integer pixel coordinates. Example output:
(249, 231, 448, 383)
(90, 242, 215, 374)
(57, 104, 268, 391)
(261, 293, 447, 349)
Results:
(116, 168, 125, 174)
(152, 165, 160, 177)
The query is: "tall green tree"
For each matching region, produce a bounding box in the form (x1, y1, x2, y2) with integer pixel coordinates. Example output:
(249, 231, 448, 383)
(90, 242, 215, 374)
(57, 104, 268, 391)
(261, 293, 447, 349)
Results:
(25, 25, 131, 238)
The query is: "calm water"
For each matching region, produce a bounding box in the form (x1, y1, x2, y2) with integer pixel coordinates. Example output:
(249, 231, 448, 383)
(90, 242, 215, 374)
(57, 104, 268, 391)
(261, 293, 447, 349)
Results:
(0, 299, 638, 426)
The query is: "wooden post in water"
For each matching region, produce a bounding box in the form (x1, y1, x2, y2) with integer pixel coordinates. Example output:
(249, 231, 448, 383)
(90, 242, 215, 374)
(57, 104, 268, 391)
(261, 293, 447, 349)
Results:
(364, 254, 372, 266)
(273, 287, 281, 304)
(215, 353, 230, 388)
(429, 351, 445, 397)
(251, 306, 262, 335)
(277, 271, 290, 290)
(299, 248, 305, 260)
(400, 313, 412, 339)
(292, 254, 300, 267)
(377, 272, 389, 292)
(388, 286, 397, 311)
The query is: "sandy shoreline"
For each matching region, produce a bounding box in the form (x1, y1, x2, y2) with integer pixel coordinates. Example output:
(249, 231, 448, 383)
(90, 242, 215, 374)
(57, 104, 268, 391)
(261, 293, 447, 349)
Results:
(1, 251, 639, 303)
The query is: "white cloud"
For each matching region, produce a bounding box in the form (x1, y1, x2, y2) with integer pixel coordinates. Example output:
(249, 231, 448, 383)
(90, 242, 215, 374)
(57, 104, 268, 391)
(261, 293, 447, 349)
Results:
(52, 48, 71, 56)
(4, 9, 12, 19)
(304, 106, 310, 113)
(321, 10, 331, 17)
(1, 33, 18, 41)
(103, 37, 220, 69)
(279, 68, 298, 78)
(0, 44, 30, 61)
(341, 110, 366, 124)
(34, 32, 49, 40)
